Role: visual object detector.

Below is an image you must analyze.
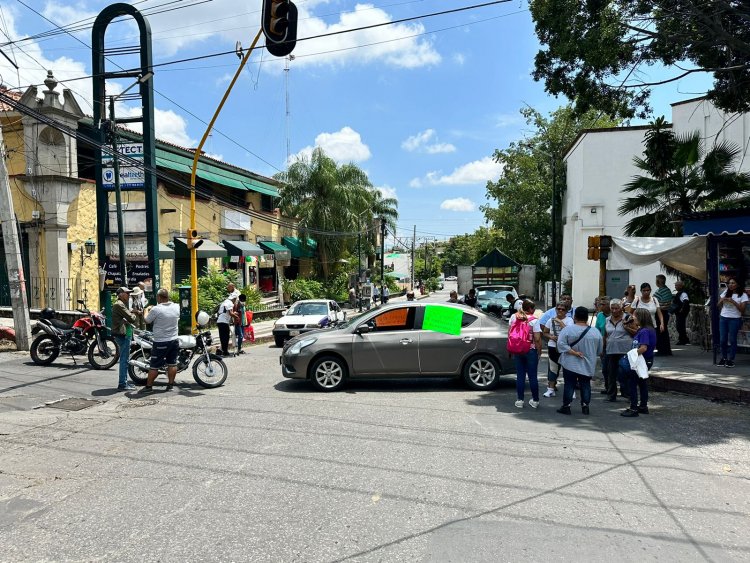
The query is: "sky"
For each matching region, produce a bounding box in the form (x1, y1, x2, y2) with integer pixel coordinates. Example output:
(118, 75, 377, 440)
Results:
(0, 0, 714, 242)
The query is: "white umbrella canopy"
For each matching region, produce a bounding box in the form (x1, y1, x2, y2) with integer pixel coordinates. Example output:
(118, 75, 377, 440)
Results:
(608, 236, 707, 280)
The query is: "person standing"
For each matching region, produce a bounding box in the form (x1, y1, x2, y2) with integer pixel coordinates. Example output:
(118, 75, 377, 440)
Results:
(538, 293, 573, 326)
(462, 288, 478, 308)
(602, 299, 634, 401)
(672, 280, 691, 345)
(621, 309, 657, 417)
(234, 293, 247, 355)
(626, 283, 664, 335)
(111, 287, 138, 391)
(130, 286, 146, 330)
(216, 292, 238, 356)
(447, 290, 459, 303)
(382, 285, 390, 304)
(717, 278, 749, 367)
(140, 288, 181, 392)
(509, 299, 542, 408)
(556, 306, 603, 415)
(654, 275, 673, 356)
(542, 303, 573, 397)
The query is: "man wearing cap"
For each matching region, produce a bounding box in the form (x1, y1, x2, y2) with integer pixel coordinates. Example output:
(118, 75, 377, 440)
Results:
(216, 290, 239, 356)
(129, 285, 147, 330)
(112, 287, 138, 391)
(140, 288, 181, 392)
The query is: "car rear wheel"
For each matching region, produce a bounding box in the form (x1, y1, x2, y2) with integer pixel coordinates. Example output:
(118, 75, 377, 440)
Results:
(463, 355, 500, 390)
(309, 355, 348, 392)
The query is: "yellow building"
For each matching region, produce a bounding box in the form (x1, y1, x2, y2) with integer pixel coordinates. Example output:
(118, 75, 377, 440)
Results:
(0, 72, 312, 312)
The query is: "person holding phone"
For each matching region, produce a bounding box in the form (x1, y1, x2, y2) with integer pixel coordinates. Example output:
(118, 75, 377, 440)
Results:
(717, 278, 748, 368)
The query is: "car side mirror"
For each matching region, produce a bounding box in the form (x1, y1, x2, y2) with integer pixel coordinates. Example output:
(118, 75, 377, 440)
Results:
(356, 324, 371, 335)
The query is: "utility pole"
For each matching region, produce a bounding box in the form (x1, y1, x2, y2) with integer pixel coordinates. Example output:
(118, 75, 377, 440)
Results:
(0, 133, 32, 350)
(411, 225, 416, 290)
(380, 218, 386, 301)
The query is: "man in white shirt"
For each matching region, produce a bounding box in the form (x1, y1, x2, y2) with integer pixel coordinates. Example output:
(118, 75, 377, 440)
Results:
(140, 288, 181, 392)
(216, 292, 238, 356)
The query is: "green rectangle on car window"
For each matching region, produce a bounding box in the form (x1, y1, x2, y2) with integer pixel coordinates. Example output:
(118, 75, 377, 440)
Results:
(423, 305, 462, 335)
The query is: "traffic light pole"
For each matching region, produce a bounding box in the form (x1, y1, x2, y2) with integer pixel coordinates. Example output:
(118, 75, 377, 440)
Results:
(188, 28, 263, 332)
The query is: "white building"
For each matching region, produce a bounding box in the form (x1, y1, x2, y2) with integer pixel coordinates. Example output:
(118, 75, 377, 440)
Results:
(561, 97, 750, 306)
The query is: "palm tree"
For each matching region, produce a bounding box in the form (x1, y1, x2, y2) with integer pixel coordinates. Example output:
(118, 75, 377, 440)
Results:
(276, 148, 397, 279)
(619, 118, 750, 236)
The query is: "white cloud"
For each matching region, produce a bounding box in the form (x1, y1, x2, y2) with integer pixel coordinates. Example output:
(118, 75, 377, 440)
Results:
(425, 157, 503, 186)
(205, 153, 225, 162)
(453, 53, 466, 65)
(440, 198, 475, 212)
(409, 178, 422, 188)
(401, 129, 456, 154)
(495, 113, 523, 128)
(376, 185, 398, 200)
(291, 126, 371, 164)
(116, 102, 196, 148)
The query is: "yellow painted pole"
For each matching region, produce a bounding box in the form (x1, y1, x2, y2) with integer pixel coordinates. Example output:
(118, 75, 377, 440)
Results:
(189, 28, 263, 332)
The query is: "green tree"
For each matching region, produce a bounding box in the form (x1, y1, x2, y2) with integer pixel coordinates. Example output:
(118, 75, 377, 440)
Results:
(619, 118, 750, 236)
(530, 0, 750, 120)
(276, 148, 396, 280)
(482, 106, 617, 278)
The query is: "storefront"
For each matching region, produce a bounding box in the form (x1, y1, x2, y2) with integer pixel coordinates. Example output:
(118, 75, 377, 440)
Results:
(221, 240, 264, 288)
(281, 236, 317, 279)
(257, 241, 292, 294)
(683, 208, 750, 360)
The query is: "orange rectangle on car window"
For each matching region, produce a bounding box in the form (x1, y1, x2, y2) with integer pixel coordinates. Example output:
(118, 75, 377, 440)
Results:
(376, 308, 408, 327)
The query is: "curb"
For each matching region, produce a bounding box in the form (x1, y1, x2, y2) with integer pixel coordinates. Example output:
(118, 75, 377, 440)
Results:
(649, 374, 750, 403)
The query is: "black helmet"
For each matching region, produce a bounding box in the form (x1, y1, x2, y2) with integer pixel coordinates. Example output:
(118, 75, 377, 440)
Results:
(40, 307, 56, 320)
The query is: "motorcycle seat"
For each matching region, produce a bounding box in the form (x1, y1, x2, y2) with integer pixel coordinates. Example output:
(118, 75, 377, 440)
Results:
(177, 335, 196, 349)
(50, 318, 73, 330)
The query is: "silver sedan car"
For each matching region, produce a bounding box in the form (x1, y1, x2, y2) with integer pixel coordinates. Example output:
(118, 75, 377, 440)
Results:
(279, 302, 513, 392)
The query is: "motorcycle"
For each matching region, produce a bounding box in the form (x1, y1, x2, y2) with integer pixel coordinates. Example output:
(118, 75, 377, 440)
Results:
(30, 300, 119, 369)
(127, 311, 227, 389)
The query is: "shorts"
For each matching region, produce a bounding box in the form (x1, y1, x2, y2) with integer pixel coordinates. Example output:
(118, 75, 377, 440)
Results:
(150, 339, 179, 369)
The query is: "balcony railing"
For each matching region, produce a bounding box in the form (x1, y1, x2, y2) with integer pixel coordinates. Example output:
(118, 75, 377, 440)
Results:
(28, 278, 90, 311)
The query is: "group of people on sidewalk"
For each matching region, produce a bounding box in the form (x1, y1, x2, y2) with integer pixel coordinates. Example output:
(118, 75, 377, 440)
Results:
(508, 274, 703, 418)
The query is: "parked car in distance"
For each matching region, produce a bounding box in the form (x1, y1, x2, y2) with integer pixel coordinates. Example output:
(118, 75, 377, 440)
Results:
(475, 285, 519, 317)
(273, 300, 345, 347)
(279, 302, 513, 392)
(445, 275, 457, 281)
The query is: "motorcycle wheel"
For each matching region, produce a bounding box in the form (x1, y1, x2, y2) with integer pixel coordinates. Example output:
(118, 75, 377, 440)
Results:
(30, 334, 59, 365)
(87, 337, 120, 370)
(127, 349, 150, 385)
(193, 354, 227, 388)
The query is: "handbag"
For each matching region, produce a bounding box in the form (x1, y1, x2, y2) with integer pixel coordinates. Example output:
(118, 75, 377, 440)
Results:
(627, 348, 649, 379)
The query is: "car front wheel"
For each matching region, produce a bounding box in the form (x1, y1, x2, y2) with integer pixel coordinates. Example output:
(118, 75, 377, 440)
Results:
(309, 355, 348, 392)
(463, 355, 500, 390)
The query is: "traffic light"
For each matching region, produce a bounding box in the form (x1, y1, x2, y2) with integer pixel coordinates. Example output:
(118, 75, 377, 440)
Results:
(187, 229, 203, 250)
(587, 235, 600, 261)
(262, 0, 298, 57)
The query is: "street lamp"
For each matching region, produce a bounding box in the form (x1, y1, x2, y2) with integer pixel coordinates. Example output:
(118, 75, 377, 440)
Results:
(78, 239, 96, 268)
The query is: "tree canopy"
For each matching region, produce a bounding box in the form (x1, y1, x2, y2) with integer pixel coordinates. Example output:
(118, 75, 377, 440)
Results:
(530, 0, 750, 119)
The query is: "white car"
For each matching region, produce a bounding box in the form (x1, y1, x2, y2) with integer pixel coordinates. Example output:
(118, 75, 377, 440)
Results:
(445, 275, 457, 281)
(273, 299, 345, 347)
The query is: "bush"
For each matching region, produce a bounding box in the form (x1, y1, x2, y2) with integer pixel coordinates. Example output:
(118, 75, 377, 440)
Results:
(179, 266, 239, 314)
(283, 277, 325, 302)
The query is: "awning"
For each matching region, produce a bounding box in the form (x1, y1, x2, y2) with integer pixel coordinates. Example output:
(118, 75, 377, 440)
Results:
(156, 148, 279, 197)
(608, 236, 707, 280)
(173, 237, 228, 258)
(258, 240, 291, 263)
(159, 243, 175, 259)
(222, 240, 264, 257)
(282, 236, 316, 259)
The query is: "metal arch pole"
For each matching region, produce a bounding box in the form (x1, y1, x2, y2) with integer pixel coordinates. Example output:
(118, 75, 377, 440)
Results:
(109, 96, 128, 286)
(188, 28, 263, 333)
(551, 156, 557, 307)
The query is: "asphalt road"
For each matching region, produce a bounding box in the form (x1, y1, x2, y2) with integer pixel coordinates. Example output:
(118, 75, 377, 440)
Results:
(0, 284, 749, 562)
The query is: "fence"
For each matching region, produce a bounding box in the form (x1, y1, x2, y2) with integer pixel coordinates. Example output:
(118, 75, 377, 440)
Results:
(28, 278, 90, 311)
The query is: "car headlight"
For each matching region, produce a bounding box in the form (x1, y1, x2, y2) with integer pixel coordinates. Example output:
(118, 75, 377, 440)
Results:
(288, 336, 317, 355)
(305, 323, 320, 328)
(275, 323, 285, 329)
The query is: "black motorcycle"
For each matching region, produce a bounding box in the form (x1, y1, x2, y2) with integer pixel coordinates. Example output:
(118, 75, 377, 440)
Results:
(128, 327, 227, 389)
(30, 300, 119, 369)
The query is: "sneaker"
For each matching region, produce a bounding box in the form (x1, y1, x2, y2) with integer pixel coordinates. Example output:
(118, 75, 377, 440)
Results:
(621, 408, 639, 417)
(138, 386, 154, 394)
(637, 405, 649, 414)
(529, 399, 539, 409)
(717, 358, 726, 366)
(726, 360, 735, 368)
(543, 388, 556, 398)
(556, 405, 571, 415)
(582, 405, 590, 415)
(514, 400, 524, 408)
(165, 383, 175, 391)
(118, 383, 136, 391)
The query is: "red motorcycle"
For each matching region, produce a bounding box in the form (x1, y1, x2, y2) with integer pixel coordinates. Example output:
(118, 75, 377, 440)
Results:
(30, 300, 119, 369)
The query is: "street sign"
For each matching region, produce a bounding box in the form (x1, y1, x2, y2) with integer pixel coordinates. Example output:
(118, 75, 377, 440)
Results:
(102, 142, 145, 189)
(106, 236, 148, 259)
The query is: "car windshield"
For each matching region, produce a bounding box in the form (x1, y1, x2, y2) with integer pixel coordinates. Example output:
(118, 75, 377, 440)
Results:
(288, 303, 328, 316)
(477, 289, 507, 300)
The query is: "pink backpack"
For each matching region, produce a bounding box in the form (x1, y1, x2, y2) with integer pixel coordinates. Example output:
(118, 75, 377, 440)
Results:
(507, 315, 532, 355)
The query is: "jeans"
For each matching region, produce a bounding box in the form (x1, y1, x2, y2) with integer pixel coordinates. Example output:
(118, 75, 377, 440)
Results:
(562, 368, 591, 406)
(114, 334, 131, 387)
(235, 324, 244, 352)
(627, 358, 652, 409)
(719, 316, 742, 361)
(514, 349, 539, 401)
(604, 353, 625, 399)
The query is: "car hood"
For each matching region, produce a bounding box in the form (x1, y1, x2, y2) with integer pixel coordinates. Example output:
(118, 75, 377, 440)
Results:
(276, 314, 328, 326)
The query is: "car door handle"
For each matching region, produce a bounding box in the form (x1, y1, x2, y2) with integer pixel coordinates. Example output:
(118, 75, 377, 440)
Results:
(462, 337, 475, 343)
(400, 338, 413, 345)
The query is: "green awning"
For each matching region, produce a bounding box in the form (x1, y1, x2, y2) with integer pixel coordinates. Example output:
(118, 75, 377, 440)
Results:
(222, 240, 264, 257)
(173, 237, 228, 258)
(156, 148, 279, 197)
(282, 236, 316, 259)
(159, 243, 175, 259)
(258, 241, 292, 263)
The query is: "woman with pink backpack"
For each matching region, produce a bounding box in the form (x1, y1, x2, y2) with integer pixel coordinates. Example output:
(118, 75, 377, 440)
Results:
(507, 299, 543, 409)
